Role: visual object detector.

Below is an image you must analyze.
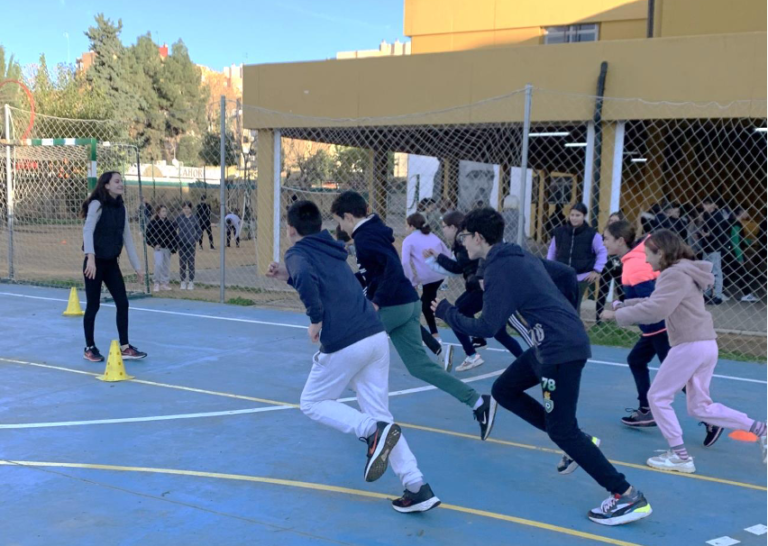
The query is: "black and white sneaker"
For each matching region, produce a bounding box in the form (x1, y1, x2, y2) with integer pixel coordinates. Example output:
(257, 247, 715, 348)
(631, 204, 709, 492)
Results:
(392, 483, 441, 513)
(702, 422, 724, 447)
(83, 346, 105, 362)
(621, 408, 657, 428)
(471, 337, 487, 350)
(442, 343, 454, 372)
(473, 394, 497, 441)
(557, 435, 601, 474)
(362, 422, 401, 482)
(588, 488, 652, 526)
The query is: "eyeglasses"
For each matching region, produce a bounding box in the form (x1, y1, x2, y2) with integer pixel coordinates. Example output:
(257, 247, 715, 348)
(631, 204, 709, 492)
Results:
(457, 232, 471, 243)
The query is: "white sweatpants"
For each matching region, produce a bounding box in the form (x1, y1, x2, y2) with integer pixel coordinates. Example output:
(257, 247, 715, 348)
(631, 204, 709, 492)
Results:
(300, 331, 424, 489)
(153, 248, 171, 284)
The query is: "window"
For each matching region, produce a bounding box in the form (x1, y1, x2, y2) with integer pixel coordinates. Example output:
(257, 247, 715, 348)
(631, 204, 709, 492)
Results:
(544, 24, 599, 44)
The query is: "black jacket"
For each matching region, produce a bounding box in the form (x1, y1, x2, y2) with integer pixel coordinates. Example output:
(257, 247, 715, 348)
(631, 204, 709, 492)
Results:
(93, 195, 126, 260)
(352, 215, 419, 308)
(146, 218, 179, 252)
(437, 243, 590, 365)
(436, 239, 482, 292)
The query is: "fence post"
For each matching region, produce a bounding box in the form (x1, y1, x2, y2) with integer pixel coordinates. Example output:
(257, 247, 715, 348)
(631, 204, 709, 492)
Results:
(4, 104, 14, 280)
(272, 129, 281, 263)
(134, 145, 151, 293)
(581, 121, 596, 218)
(516, 84, 532, 246)
(219, 95, 226, 303)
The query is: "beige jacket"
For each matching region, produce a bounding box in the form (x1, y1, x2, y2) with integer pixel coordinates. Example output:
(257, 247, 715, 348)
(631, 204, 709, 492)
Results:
(616, 259, 716, 346)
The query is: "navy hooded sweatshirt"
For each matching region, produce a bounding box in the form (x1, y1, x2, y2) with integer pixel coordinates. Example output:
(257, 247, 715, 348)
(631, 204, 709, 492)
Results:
(351, 215, 419, 308)
(436, 242, 591, 366)
(285, 230, 384, 354)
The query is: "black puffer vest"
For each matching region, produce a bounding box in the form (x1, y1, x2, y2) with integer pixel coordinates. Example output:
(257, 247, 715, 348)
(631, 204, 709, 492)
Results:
(93, 196, 125, 260)
(553, 223, 596, 274)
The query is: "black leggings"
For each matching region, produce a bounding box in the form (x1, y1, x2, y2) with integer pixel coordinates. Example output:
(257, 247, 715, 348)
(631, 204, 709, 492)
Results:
(199, 223, 214, 248)
(492, 349, 630, 495)
(83, 257, 129, 347)
(628, 331, 671, 409)
(421, 280, 443, 335)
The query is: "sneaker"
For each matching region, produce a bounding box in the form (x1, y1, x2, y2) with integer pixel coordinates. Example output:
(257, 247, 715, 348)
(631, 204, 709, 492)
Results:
(121, 345, 148, 360)
(442, 343, 454, 372)
(558, 435, 601, 474)
(706, 297, 723, 305)
(187, 282, 194, 291)
(161, 284, 172, 291)
(83, 346, 105, 362)
(621, 408, 657, 428)
(180, 281, 188, 290)
(392, 483, 441, 513)
(588, 488, 652, 526)
(362, 422, 401, 482)
(720, 294, 731, 302)
(646, 450, 696, 473)
(471, 337, 487, 350)
(456, 353, 484, 372)
(473, 394, 498, 441)
(153, 283, 160, 292)
(701, 422, 724, 447)
(741, 293, 758, 302)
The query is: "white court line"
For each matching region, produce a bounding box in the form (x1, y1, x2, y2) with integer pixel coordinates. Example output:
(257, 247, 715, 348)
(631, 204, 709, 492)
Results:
(0, 357, 503, 429)
(0, 290, 765, 385)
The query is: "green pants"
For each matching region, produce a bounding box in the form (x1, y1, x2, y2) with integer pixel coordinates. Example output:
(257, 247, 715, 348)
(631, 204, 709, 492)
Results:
(378, 301, 480, 408)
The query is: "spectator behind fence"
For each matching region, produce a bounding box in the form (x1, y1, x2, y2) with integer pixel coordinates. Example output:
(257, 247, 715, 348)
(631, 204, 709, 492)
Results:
(547, 202, 608, 311)
(196, 195, 214, 250)
(655, 202, 688, 240)
(726, 207, 758, 303)
(697, 196, 732, 305)
(139, 197, 153, 225)
(177, 201, 201, 291)
(225, 209, 242, 248)
(146, 204, 178, 292)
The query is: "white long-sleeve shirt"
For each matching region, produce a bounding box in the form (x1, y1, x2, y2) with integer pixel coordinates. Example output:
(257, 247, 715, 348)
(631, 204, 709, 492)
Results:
(224, 213, 242, 238)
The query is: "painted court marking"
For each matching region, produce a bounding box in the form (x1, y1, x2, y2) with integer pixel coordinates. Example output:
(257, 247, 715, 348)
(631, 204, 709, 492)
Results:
(1, 356, 765, 492)
(744, 524, 767, 535)
(706, 537, 740, 546)
(0, 291, 764, 384)
(0, 460, 647, 546)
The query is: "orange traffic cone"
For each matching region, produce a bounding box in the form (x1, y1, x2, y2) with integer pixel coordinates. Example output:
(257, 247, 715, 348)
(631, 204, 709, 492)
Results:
(97, 340, 135, 382)
(63, 287, 85, 317)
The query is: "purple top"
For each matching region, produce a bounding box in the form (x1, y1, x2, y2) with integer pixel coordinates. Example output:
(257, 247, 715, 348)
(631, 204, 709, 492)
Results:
(547, 232, 608, 282)
(401, 231, 450, 286)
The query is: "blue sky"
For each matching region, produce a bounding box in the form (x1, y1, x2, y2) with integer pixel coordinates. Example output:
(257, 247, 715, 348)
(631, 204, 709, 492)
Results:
(2, 0, 408, 70)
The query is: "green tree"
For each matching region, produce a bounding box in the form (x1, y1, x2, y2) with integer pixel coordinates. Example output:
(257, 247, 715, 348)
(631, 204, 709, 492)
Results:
(84, 14, 139, 122)
(0, 45, 23, 108)
(130, 33, 165, 161)
(201, 130, 237, 166)
(177, 134, 203, 166)
(331, 146, 370, 188)
(297, 149, 332, 188)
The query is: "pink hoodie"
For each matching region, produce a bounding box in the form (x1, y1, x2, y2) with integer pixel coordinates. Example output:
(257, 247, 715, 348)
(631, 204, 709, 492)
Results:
(616, 259, 717, 347)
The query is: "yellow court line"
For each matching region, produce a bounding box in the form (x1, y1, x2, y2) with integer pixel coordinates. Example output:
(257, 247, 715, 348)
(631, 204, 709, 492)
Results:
(0, 358, 296, 407)
(0, 460, 645, 546)
(2, 357, 765, 492)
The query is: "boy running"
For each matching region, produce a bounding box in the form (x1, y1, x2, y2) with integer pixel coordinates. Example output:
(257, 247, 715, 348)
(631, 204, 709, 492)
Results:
(331, 191, 496, 440)
(433, 208, 652, 526)
(267, 201, 440, 513)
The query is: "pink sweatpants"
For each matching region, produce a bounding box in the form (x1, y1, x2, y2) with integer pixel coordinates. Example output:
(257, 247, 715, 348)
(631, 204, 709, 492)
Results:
(648, 339, 755, 447)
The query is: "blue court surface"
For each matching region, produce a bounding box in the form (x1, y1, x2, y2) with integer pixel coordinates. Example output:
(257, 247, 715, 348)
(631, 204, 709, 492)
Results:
(0, 284, 765, 546)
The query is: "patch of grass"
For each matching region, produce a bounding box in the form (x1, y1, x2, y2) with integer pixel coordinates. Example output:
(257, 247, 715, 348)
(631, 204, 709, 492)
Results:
(227, 296, 255, 306)
(587, 323, 636, 349)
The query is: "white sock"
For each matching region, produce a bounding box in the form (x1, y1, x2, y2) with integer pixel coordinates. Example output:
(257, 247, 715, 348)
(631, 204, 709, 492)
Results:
(406, 480, 424, 494)
(473, 397, 484, 410)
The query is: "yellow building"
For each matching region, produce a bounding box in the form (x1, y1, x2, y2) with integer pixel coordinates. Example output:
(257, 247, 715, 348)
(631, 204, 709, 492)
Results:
(243, 0, 766, 270)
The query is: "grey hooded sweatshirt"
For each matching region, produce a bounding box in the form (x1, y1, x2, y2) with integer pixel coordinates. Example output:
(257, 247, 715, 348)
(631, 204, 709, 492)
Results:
(616, 259, 716, 346)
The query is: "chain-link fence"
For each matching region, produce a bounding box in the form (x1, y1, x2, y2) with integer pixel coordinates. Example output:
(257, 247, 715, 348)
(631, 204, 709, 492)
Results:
(1, 89, 766, 359)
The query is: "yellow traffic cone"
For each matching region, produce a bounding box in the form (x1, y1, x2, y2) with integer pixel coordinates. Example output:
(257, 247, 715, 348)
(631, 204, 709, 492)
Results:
(63, 287, 85, 317)
(97, 340, 135, 382)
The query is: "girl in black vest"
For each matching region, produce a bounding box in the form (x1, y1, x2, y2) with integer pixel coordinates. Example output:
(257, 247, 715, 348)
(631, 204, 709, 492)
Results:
(81, 171, 147, 362)
(547, 202, 608, 311)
